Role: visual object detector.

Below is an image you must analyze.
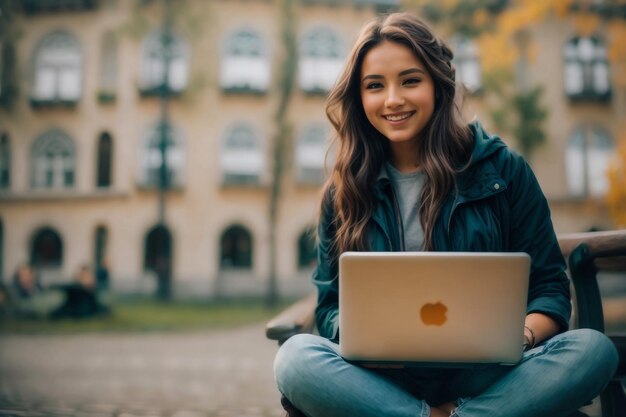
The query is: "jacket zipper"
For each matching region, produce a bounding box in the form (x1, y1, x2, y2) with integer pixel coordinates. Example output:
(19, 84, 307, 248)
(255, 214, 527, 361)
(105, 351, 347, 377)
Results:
(372, 208, 394, 250)
(389, 186, 406, 251)
(447, 193, 461, 241)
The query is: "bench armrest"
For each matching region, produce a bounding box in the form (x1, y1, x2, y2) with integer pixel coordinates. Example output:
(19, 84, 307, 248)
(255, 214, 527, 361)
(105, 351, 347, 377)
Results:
(560, 230, 626, 332)
(265, 293, 317, 345)
(562, 230, 626, 417)
(562, 230, 626, 382)
(559, 230, 626, 262)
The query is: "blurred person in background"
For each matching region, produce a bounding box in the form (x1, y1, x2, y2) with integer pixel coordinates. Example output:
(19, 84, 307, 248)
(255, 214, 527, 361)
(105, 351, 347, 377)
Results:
(12, 263, 42, 298)
(11, 263, 62, 318)
(49, 264, 109, 319)
(0, 282, 11, 318)
(95, 257, 113, 307)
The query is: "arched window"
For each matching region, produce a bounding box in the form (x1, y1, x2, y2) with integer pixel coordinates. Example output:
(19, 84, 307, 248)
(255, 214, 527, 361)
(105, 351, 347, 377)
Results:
(99, 32, 117, 101)
(563, 36, 610, 101)
(32, 31, 82, 102)
(94, 225, 109, 290)
(296, 124, 327, 184)
(0, 132, 9, 189)
(96, 132, 113, 188)
(0, 219, 4, 281)
(0, 41, 4, 98)
(144, 225, 172, 272)
(221, 124, 264, 185)
(144, 224, 173, 298)
(298, 28, 344, 93)
(220, 29, 270, 93)
(220, 225, 252, 269)
(451, 36, 481, 93)
(31, 227, 63, 268)
(565, 127, 614, 198)
(297, 226, 317, 269)
(94, 225, 107, 268)
(31, 129, 75, 189)
(138, 123, 185, 188)
(140, 30, 189, 93)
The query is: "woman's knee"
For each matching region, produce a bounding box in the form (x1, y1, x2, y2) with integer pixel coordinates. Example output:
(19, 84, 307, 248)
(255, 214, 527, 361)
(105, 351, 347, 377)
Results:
(563, 328, 618, 378)
(274, 334, 334, 392)
(582, 328, 618, 368)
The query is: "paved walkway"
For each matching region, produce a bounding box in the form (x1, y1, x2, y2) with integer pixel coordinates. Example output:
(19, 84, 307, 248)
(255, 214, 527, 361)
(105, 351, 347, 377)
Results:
(0, 322, 617, 417)
(0, 325, 284, 417)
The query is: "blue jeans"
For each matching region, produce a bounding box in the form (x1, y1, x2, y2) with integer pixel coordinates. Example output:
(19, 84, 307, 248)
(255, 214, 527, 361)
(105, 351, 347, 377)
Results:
(274, 329, 618, 417)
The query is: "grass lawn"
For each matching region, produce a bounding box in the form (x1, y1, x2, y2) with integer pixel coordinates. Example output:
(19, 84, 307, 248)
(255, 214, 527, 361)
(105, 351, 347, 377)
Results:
(0, 298, 291, 334)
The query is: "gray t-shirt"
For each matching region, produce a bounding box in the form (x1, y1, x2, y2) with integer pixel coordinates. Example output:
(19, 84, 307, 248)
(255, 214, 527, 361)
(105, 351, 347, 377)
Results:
(385, 162, 425, 251)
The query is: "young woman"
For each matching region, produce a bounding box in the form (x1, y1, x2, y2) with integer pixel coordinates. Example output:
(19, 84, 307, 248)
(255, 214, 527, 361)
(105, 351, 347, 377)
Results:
(274, 12, 618, 417)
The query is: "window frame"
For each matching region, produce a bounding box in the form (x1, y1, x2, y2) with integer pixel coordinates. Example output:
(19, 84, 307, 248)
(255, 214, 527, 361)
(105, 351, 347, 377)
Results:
(30, 227, 63, 269)
(220, 124, 265, 187)
(31, 30, 83, 107)
(295, 124, 328, 185)
(96, 132, 113, 188)
(143, 224, 173, 273)
(98, 31, 118, 103)
(450, 35, 482, 95)
(138, 122, 186, 189)
(31, 129, 76, 190)
(139, 29, 190, 96)
(0, 132, 10, 190)
(220, 29, 271, 94)
(219, 224, 253, 270)
(565, 126, 614, 198)
(563, 36, 611, 102)
(298, 27, 344, 94)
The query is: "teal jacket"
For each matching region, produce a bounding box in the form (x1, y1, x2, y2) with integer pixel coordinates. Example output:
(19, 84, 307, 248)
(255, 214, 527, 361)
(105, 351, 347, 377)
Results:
(314, 122, 571, 342)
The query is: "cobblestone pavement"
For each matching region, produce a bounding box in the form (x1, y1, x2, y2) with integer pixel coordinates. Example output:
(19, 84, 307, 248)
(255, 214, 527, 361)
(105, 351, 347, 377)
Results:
(0, 322, 618, 417)
(0, 325, 285, 417)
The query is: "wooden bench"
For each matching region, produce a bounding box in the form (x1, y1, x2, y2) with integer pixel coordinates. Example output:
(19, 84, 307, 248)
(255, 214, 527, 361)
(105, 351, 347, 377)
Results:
(559, 230, 626, 417)
(266, 229, 626, 417)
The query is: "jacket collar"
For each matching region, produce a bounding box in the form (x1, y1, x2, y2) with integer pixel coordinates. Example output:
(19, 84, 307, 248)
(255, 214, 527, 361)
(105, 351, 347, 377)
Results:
(455, 160, 507, 203)
(456, 121, 508, 202)
(373, 121, 508, 203)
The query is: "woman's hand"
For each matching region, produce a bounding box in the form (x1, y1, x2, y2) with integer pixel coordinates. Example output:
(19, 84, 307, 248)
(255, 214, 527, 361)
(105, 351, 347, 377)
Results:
(523, 312, 560, 350)
(523, 326, 535, 351)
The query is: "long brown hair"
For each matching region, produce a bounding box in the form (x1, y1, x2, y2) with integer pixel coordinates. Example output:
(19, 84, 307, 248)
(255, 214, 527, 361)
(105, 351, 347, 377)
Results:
(324, 12, 473, 253)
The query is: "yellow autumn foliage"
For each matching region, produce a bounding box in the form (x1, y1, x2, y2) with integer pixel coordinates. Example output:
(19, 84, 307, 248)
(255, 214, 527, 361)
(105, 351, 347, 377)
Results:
(477, 32, 516, 72)
(607, 18, 626, 88)
(608, 21, 626, 62)
(472, 9, 490, 28)
(441, 0, 458, 9)
(478, 0, 567, 72)
(553, 0, 574, 17)
(607, 137, 626, 227)
(572, 13, 601, 36)
(402, 0, 626, 89)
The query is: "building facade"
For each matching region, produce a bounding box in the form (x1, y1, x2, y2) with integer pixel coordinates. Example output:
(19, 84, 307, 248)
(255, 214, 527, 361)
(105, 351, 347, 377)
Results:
(0, 0, 623, 298)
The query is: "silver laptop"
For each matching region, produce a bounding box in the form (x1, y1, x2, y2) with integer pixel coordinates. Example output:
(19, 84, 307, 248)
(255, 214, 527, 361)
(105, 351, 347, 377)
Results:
(339, 252, 530, 366)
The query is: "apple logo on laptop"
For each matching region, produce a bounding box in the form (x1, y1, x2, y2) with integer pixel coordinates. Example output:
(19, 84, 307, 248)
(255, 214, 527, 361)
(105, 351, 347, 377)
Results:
(420, 301, 447, 326)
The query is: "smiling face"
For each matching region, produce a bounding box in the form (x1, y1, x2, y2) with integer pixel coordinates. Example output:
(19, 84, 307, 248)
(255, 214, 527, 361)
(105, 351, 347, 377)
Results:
(360, 40, 435, 157)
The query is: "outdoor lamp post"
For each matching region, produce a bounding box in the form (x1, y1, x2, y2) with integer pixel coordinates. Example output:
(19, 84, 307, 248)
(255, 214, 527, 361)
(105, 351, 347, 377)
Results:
(155, 0, 172, 300)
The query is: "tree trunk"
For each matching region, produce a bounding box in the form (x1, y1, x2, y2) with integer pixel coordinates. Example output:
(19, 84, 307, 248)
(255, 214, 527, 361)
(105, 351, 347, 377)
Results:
(267, 0, 296, 308)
